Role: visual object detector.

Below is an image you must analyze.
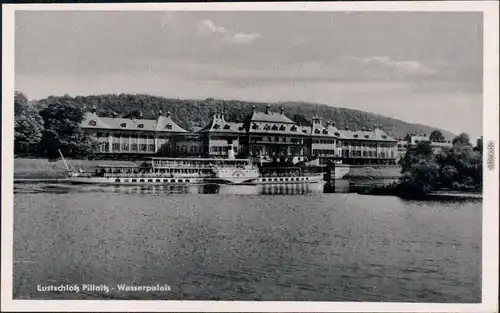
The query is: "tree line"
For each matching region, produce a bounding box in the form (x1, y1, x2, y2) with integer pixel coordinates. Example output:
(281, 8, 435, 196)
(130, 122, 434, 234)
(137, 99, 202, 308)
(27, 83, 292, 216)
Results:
(397, 133, 483, 194)
(14, 92, 97, 158)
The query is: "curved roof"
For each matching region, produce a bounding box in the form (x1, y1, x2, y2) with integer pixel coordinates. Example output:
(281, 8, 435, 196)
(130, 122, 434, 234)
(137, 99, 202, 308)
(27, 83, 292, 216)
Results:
(81, 112, 187, 133)
(250, 110, 295, 124)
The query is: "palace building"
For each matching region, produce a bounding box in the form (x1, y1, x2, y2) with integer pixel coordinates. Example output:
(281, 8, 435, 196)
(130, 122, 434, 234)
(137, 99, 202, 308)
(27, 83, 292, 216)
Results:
(241, 104, 308, 163)
(81, 106, 188, 158)
(81, 105, 398, 164)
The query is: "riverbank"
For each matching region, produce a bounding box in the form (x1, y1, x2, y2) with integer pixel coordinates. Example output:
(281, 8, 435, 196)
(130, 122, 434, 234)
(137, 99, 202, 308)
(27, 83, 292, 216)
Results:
(359, 186, 482, 200)
(14, 158, 136, 179)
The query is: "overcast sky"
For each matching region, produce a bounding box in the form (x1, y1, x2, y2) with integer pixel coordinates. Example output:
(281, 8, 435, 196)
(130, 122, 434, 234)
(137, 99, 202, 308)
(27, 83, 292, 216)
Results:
(15, 11, 483, 139)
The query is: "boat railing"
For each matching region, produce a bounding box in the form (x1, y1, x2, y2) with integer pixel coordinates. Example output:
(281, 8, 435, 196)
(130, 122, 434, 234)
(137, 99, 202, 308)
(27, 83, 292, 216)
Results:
(260, 171, 323, 178)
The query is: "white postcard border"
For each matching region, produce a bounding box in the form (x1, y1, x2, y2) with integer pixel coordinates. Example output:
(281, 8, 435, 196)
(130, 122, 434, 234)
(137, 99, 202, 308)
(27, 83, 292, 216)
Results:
(2, 1, 498, 312)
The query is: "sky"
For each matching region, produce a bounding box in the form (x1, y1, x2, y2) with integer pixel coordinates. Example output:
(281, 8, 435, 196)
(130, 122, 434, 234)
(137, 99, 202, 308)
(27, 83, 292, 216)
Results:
(15, 11, 483, 139)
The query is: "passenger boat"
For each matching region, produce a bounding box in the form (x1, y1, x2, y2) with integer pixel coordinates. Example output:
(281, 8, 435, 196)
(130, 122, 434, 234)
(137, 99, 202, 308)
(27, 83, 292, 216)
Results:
(66, 157, 260, 185)
(59, 150, 329, 186)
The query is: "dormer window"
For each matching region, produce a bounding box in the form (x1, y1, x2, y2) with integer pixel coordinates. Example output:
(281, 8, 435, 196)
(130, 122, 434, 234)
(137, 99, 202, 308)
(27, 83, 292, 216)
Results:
(302, 129, 308, 134)
(322, 129, 328, 134)
(382, 135, 387, 139)
(364, 135, 370, 139)
(314, 129, 320, 134)
(272, 125, 278, 131)
(334, 132, 340, 136)
(252, 123, 258, 130)
(223, 124, 230, 130)
(138, 124, 144, 128)
(279, 125, 286, 131)
(264, 124, 270, 130)
(353, 134, 358, 138)
(120, 123, 126, 127)
(89, 120, 97, 126)
(213, 124, 220, 130)
(165, 124, 172, 130)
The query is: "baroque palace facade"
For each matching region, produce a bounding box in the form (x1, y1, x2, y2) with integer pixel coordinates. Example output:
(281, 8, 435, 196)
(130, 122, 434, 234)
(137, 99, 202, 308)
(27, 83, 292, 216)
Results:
(81, 105, 398, 164)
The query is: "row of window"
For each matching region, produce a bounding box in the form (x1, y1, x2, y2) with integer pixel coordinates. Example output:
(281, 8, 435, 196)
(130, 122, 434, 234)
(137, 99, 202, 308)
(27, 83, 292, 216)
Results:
(250, 137, 303, 144)
(341, 150, 394, 158)
(312, 149, 337, 156)
(115, 178, 191, 183)
(99, 143, 156, 152)
(92, 133, 171, 140)
(210, 146, 238, 153)
(312, 139, 337, 144)
(88, 120, 173, 130)
(261, 177, 310, 182)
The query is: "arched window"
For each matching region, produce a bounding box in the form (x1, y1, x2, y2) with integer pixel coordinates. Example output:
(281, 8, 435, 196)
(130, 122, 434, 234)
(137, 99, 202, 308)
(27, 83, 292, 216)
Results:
(120, 123, 126, 127)
(322, 129, 328, 134)
(314, 129, 320, 134)
(223, 124, 230, 130)
(138, 124, 144, 128)
(89, 120, 97, 126)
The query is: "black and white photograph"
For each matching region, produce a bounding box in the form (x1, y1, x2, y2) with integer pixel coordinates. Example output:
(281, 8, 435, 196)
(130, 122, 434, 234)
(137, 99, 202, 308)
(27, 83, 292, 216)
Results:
(1, 2, 498, 312)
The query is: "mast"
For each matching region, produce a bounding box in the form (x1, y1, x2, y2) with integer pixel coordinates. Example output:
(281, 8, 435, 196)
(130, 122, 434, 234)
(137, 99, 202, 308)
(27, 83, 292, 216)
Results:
(58, 149, 71, 172)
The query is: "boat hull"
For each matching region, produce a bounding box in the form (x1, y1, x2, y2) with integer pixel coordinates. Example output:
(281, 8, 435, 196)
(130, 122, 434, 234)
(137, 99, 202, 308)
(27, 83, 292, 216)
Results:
(68, 176, 205, 185)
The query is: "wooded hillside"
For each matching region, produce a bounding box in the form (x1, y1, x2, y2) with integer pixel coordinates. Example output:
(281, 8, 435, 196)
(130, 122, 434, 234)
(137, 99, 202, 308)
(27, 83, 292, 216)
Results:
(32, 94, 454, 139)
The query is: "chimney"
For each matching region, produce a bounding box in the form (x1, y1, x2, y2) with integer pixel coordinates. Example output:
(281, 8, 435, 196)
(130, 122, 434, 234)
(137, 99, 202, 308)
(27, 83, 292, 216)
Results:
(91, 105, 97, 114)
(280, 107, 285, 115)
(112, 112, 118, 118)
(158, 110, 163, 117)
(266, 104, 271, 114)
(252, 105, 256, 113)
(326, 121, 330, 127)
(345, 125, 349, 130)
(221, 110, 226, 122)
(139, 111, 143, 118)
(166, 111, 171, 118)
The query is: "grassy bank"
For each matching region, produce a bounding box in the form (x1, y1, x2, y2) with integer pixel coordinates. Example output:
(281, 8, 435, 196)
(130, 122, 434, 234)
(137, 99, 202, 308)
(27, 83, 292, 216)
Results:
(14, 158, 136, 179)
(345, 165, 402, 179)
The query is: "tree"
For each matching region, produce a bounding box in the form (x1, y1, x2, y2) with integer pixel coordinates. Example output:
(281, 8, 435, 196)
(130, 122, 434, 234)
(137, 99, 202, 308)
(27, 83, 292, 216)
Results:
(14, 91, 29, 116)
(14, 91, 44, 155)
(452, 133, 471, 147)
(292, 114, 312, 126)
(38, 97, 97, 158)
(475, 136, 483, 153)
(122, 110, 143, 119)
(429, 130, 445, 142)
(399, 141, 439, 194)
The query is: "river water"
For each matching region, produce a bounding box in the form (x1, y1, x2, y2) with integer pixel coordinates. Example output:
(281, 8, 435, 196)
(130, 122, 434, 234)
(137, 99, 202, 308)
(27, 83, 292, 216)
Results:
(13, 181, 481, 302)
